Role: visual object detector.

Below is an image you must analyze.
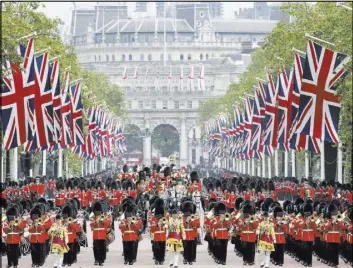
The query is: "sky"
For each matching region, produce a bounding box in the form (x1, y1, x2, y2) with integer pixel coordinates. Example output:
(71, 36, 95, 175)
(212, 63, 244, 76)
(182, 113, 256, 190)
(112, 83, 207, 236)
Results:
(38, 1, 257, 34)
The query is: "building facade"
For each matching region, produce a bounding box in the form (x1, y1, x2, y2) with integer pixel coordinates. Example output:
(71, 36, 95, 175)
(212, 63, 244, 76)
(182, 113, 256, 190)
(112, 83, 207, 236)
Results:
(70, 3, 278, 166)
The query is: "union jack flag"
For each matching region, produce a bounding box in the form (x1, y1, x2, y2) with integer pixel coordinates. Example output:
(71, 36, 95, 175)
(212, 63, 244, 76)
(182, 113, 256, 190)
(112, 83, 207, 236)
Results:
(289, 54, 321, 153)
(188, 65, 194, 91)
(1, 39, 36, 149)
(276, 66, 291, 152)
(59, 71, 73, 148)
(86, 107, 97, 159)
(242, 96, 254, 160)
(178, 65, 184, 91)
(250, 88, 264, 159)
(50, 60, 61, 143)
(24, 51, 54, 152)
(70, 82, 84, 147)
(197, 65, 205, 91)
(295, 40, 349, 144)
(262, 73, 278, 149)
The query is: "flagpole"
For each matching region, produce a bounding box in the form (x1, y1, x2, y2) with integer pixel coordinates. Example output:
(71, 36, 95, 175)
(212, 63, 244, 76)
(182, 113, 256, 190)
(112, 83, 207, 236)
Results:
(58, 149, 63, 177)
(1, 150, 3, 182)
(268, 156, 272, 178)
(247, 160, 251, 176)
(65, 152, 69, 179)
(305, 151, 310, 178)
(291, 150, 296, 177)
(257, 159, 261, 177)
(81, 160, 84, 177)
(262, 156, 266, 178)
(12, 148, 18, 182)
(251, 159, 255, 176)
(337, 146, 343, 183)
(42, 150, 47, 176)
(284, 151, 288, 177)
(274, 149, 279, 177)
(320, 141, 325, 181)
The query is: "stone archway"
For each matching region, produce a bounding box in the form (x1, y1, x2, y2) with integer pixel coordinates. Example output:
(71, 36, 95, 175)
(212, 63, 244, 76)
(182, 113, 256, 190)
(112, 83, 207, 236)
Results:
(187, 125, 203, 166)
(124, 124, 143, 153)
(151, 124, 180, 164)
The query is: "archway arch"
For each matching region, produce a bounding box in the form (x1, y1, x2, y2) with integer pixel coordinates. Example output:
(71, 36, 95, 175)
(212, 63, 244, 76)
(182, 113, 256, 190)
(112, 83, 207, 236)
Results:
(151, 124, 180, 162)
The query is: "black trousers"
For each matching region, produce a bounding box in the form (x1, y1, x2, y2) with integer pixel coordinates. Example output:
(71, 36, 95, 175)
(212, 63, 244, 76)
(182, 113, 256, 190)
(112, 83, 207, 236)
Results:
(30, 243, 44, 265)
(271, 243, 284, 265)
(301, 241, 313, 266)
(123, 241, 136, 263)
(235, 235, 242, 256)
(153, 241, 166, 262)
(327, 242, 339, 266)
(183, 240, 194, 262)
(242, 242, 255, 264)
(7, 244, 20, 266)
(63, 242, 77, 265)
(191, 239, 197, 261)
(93, 240, 107, 263)
(215, 239, 228, 263)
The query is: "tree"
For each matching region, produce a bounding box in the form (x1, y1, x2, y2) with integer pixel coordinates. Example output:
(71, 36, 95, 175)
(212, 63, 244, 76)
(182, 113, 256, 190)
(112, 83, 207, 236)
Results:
(199, 2, 352, 169)
(1, 3, 127, 176)
(152, 125, 179, 157)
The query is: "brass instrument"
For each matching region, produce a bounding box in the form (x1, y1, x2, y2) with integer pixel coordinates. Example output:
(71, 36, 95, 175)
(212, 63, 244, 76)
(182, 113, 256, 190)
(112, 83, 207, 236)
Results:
(158, 217, 168, 226)
(281, 216, 288, 222)
(315, 214, 324, 225)
(333, 211, 346, 222)
(249, 215, 255, 223)
(235, 210, 243, 220)
(223, 213, 231, 221)
(308, 215, 315, 221)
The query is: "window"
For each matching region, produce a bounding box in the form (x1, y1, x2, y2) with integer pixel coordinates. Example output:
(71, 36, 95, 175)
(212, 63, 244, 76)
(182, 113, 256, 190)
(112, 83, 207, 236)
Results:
(128, 101, 132, 109)
(106, 55, 109, 61)
(94, 55, 97, 62)
(180, 54, 184, 61)
(200, 54, 203, 60)
(98, 55, 101, 61)
(187, 101, 192, 109)
(138, 101, 143, 109)
(144, 100, 150, 107)
(148, 54, 152, 61)
(152, 100, 156, 109)
(206, 54, 209, 60)
(174, 101, 179, 109)
(122, 54, 126, 61)
(200, 11, 205, 18)
(160, 53, 164, 61)
(112, 55, 115, 61)
(140, 54, 144, 61)
(199, 100, 203, 107)
(129, 54, 133, 61)
(188, 54, 192, 60)
(163, 100, 168, 109)
(168, 53, 172, 61)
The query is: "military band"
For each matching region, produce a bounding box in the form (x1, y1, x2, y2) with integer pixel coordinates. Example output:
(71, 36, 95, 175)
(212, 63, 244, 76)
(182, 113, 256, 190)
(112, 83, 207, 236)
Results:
(1, 166, 352, 268)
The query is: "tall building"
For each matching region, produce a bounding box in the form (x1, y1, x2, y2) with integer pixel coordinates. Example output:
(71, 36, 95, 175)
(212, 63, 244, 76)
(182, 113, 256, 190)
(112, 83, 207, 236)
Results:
(235, 2, 289, 22)
(208, 2, 223, 19)
(70, 3, 278, 166)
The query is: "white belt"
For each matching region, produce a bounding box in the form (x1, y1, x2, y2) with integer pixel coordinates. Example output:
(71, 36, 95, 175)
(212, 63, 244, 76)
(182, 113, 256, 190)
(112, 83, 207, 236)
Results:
(217, 228, 227, 231)
(275, 232, 284, 234)
(124, 231, 135, 233)
(155, 231, 166, 234)
(8, 232, 19, 235)
(302, 229, 313, 231)
(242, 231, 254, 234)
(68, 232, 74, 235)
(328, 231, 339, 234)
(31, 233, 42, 235)
(94, 228, 105, 231)
(185, 229, 193, 231)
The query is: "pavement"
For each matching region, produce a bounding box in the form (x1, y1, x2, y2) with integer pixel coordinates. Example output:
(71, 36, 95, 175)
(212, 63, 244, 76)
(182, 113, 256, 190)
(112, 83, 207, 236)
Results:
(2, 220, 351, 268)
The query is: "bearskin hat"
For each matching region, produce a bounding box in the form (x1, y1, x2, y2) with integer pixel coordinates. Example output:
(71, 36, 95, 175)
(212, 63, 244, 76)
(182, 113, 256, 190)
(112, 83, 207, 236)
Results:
(190, 171, 199, 182)
(283, 200, 292, 212)
(164, 166, 171, 178)
(214, 202, 227, 216)
(144, 167, 151, 177)
(65, 180, 73, 189)
(6, 206, 19, 220)
(235, 197, 244, 211)
(30, 206, 42, 220)
(138, 171, 146, 181)
(69, 197, 81, 211)
(125, 203, 137, 218)
(61, 203, 74, 218)
(215, 180, 222, 189)
(249, 181, 256, 191)
(262, 197, 275, 212)
(273, 206, 284, 218)
(181, 201, 194, 216)
(169, 204, 178, 214)
(149, 196, 159, 208)
(255, 199, 264, 211)
(302, 203, 314, 217)
(295, 198, 304, 206)
(110, 181, 118, 190)
(155, 205, 165, 217)
(325, 203, 338, 219)
(286, 203, 295, 214)
(123, 165, 128, 173)
(153, 198, 164, 209)
(92, 201, 104, 216)
(267, 180, 275, 192)
(242, 202, 255, 216)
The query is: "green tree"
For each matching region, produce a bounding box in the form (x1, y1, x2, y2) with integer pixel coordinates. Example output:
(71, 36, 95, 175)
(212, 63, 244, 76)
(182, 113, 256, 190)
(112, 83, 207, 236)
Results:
(1, 3, 127, 176)
(200, 2, 352, 169)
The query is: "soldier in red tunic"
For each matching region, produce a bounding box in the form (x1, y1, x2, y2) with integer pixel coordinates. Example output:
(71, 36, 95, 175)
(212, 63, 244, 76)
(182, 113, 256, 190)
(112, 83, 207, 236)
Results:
(119, 202, 143, 265)
(270, 206, 287, 266)
(211, 202, 231, 265)
(149, 198, 168, 265)
(3, 206, 26, 268)
(90, 201, 112, 266)
(182, 201, 200, 264)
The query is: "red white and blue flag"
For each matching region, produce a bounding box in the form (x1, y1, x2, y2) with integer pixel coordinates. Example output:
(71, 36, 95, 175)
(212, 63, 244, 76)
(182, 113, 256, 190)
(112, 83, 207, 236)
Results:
(70, 82, 84, 147)
(295, 40, 349, 144)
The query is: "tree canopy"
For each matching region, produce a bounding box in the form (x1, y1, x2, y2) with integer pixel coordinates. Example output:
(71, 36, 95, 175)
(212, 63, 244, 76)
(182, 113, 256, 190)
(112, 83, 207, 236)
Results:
(2, 3, 127, 176)
(199, 2, 352, 168)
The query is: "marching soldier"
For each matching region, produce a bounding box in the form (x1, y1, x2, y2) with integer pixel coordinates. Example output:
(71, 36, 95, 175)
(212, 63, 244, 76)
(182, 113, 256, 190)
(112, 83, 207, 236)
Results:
(166, 205, 185, 268)
(182, 201, 200, 265)
(48, 215, 70, 268)
(3, 206, 26, 268)
(211, 202, 231, 265)
(257, 211, 276, 268)
(119, 202, 143, 265)
(150, 198, 168, 265)
(239, 202, 258, 266)
(90, 202, 112, 266)
(271, 206, 287, 266)
(28, 206, 47, 267)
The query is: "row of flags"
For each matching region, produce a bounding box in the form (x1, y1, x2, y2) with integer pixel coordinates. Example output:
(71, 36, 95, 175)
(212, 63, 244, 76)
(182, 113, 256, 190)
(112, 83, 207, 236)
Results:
(122, 64, 206, 92)
(1, 38, 126, 159)
(204, 40, 349, 160)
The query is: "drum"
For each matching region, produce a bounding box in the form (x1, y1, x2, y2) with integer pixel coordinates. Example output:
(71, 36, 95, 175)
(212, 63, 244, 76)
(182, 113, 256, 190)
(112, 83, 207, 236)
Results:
(106, 230, 115, 245)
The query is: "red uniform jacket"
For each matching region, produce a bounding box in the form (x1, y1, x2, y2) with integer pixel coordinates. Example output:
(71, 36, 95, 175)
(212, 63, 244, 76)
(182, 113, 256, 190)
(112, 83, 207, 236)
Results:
(240, 219, 258, 242)
(79, 192, 90, 208)
(183, 217, 200, 240)
(296, 218, 316, 242)
(324, 219, 341, 243)
(274, 221, 286, 244)
(31, 183, 46, 196)
(119, 218, 143, 241)
(55, 191, 66, 206)
(29, 224, 46, 243)
(3, 221, 26, 244)
(149, 217, 167, 242)
(211, 217, 231, 240)
(90, 217, 111, 240)
(128, 190, 137, 199)
(66, 221, 81, 243)
(226, 193, 237, 209)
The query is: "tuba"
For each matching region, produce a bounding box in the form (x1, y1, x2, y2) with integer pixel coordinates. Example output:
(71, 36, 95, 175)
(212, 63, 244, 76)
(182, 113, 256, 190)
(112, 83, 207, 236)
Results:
(224, 213, 231, 221)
